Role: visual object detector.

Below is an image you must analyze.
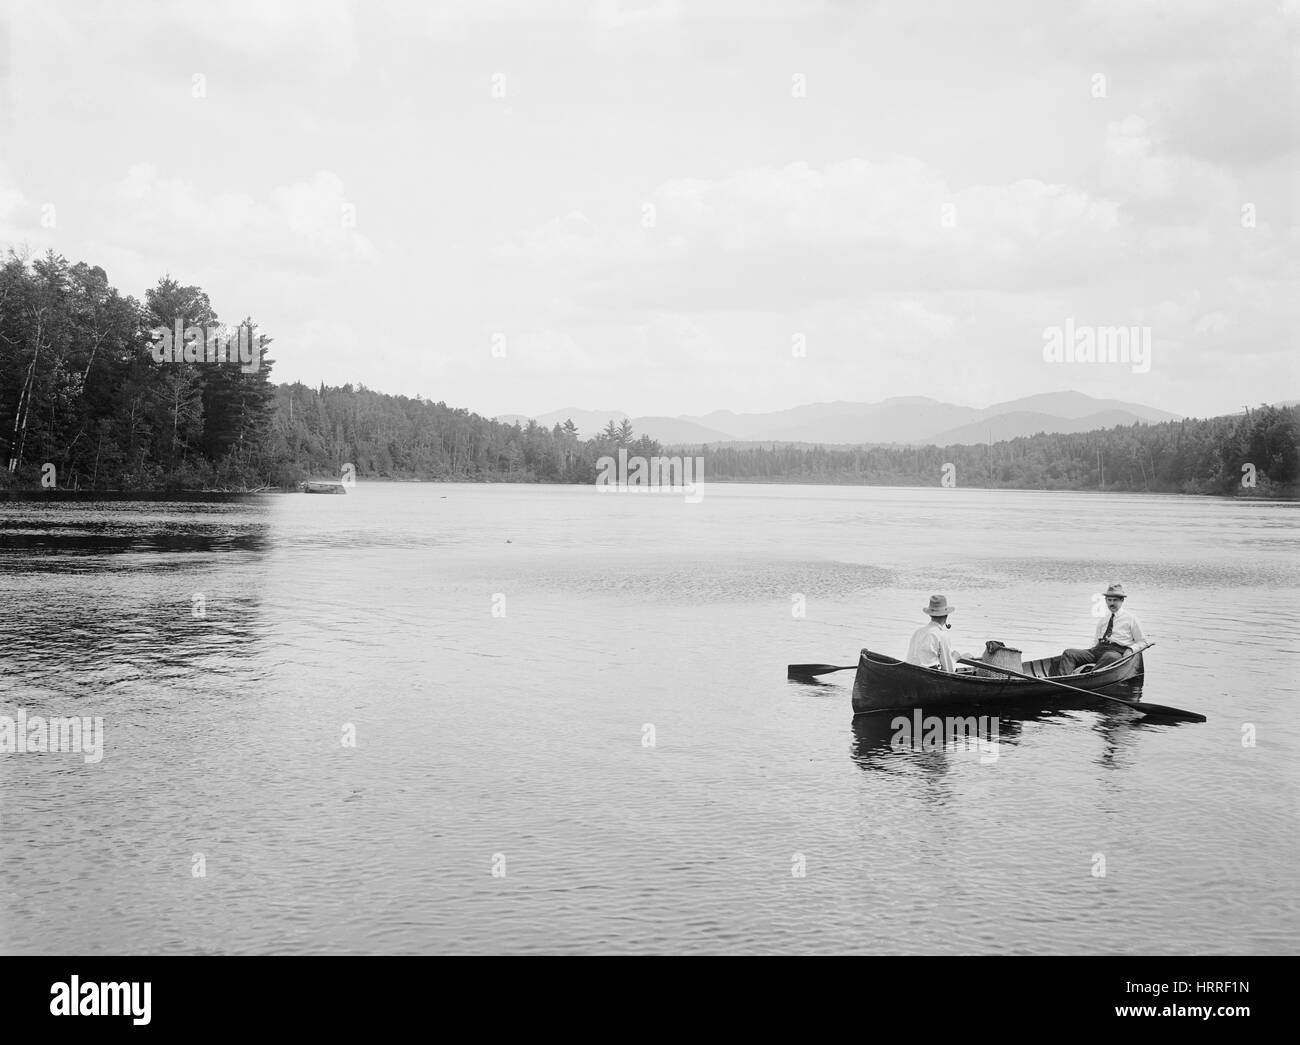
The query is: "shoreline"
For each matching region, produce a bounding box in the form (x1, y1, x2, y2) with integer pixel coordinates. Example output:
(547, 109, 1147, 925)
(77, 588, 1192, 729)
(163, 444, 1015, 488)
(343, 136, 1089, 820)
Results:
(2, 480, 1295, 502)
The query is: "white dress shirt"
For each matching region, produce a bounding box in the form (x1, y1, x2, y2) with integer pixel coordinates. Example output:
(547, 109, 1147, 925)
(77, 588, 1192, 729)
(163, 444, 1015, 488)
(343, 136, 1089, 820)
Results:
(1094, 608, 1146, 649)
(906, 621, 957, 671)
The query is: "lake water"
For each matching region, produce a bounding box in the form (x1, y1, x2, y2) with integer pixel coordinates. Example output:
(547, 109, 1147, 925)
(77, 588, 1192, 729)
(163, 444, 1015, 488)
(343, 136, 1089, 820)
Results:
(2, 482, 1297, 955)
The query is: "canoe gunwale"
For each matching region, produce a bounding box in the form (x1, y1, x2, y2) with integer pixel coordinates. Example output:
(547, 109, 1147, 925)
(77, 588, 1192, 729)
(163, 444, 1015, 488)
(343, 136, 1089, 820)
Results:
(851, 645, 1145, 715)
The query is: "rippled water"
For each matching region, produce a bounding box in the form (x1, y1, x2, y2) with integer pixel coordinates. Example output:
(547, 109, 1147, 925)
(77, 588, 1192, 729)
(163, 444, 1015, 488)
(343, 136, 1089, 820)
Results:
(2, 483, 1297, 954)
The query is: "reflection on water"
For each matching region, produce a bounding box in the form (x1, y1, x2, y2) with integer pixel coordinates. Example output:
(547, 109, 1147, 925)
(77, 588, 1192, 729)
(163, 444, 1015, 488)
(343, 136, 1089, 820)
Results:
(0, 528, 269, 558)
(1, 483, 1297, 955)
(0, 501, 272, 698)
(0, 501, 270, 560)
(851, 705, 1034, 767)
(1091, 712, 1147, 770)
(849, 700, 1190, 775)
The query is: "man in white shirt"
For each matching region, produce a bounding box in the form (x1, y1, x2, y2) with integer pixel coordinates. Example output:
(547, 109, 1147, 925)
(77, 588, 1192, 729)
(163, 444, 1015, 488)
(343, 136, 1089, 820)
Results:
(906, 595, 971, 672)
(1060, 583, 1147, 674)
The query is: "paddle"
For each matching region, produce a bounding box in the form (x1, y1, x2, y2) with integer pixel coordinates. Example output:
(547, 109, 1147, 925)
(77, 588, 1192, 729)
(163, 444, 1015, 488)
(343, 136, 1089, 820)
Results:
(788, 663, 857, 679)
(955, 650, 1206, 723)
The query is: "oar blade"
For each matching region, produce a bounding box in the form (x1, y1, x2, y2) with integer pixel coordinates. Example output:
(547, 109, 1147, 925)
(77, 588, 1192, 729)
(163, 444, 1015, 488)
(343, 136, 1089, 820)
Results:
(1119, 700, 1207, 723)
(787, 663, 856, 679)
(955, 657, 1206, 723)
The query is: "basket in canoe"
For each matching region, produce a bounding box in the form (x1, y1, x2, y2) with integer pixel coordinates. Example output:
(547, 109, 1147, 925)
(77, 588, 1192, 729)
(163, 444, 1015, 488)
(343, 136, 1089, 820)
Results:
(851, 644, 1147, 716)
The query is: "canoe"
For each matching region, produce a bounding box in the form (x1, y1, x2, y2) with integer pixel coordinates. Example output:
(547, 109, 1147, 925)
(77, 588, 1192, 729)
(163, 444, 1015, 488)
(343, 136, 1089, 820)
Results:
(851, 645, 1145, 716)
(300, 481, 346, 494)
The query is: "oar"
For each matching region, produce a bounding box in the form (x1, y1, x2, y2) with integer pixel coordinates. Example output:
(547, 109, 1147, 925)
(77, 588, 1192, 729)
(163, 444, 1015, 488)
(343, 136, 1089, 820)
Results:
(788, 662, 856, 679)
(955, 655, 1206, 723)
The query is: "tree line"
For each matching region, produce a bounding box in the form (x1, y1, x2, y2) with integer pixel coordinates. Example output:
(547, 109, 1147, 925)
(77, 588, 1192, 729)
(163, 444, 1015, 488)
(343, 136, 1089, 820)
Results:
(1, 249, 1294, 496)
(272, 394, 1298, 497)
(265, 382, 661, 484)
(0, 250, 274, 491)
(685, 404, 1299, 496)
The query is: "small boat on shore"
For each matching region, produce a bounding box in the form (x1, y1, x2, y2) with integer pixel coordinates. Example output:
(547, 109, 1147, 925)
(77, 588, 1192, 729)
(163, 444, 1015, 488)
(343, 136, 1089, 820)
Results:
(300, 481, 347, 494)
(851, 644, 1146, 715)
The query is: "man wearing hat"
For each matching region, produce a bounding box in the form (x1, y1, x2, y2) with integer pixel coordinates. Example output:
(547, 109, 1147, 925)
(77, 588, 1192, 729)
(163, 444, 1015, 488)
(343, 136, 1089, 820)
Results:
(1059, 583, 1147, 674)
(906, 595, 971, 672)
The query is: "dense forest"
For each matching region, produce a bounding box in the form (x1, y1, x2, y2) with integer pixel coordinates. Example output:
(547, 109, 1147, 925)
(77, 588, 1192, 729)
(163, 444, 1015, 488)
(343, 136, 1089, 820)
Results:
(0, 250, 275, 491)
(688, 406, 1300, 495)
(267, 391, 1297, 496)
(267, 382, 662, 485)
(1, 250, 1296, 496)
(264, 384, 1298, 496)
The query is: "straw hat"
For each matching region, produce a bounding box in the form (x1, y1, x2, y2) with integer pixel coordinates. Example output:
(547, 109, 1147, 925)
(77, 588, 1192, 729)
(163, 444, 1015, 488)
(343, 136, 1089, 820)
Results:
(922, 594, 955, 616)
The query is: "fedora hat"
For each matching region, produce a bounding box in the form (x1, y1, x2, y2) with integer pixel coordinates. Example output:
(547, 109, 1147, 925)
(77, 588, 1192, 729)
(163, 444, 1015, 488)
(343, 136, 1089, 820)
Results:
(1103, 583, 1127, 600)
(923, 594, 955, 616)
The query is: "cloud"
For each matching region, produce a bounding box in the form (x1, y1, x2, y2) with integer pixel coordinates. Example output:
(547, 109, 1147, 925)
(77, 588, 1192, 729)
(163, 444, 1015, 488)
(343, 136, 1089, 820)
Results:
(1069, 0, 1297, 167)
(0, 177, 26, 243)
(1100, 116, 1237, 212)
(179, 0, 358, 68)
(112, 165, 378, 270)
(491, 210, 608, 267)
(1193, 310, 1230, 334)
(590, 0, 682, 41)
(8, 0, 359, 89)
(490, 157, 1132, 311)
(482, 135, 1297, 412)
(1098, 115, 1293, 298)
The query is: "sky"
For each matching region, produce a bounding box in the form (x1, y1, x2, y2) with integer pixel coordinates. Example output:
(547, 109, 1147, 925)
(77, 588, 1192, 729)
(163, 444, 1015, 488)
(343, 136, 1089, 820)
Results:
(0, 0, 1295, 420)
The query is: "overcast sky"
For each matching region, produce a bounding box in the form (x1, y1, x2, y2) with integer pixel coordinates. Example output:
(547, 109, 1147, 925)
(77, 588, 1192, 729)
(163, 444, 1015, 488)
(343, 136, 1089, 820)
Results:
(0, 0, 1295, 420)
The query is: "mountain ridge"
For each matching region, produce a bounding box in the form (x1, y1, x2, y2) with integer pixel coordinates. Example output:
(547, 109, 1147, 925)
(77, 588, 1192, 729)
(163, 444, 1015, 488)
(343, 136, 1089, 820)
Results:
(495, 392, 1183, 446)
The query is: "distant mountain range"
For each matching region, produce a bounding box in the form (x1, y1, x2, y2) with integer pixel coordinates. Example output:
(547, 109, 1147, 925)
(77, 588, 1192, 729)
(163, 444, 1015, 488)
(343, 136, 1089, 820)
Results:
(496, 391, 1185, 447)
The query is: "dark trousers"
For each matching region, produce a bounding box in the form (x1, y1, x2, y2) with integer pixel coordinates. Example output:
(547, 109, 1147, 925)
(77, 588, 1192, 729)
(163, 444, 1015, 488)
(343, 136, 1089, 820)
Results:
(1060, 642, 1129, 674)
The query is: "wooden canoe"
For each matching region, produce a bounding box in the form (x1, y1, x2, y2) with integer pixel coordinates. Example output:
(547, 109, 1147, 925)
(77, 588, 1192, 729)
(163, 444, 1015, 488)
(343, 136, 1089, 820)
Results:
(851, 645, 1146, 715)
(300, 481, 347, 494)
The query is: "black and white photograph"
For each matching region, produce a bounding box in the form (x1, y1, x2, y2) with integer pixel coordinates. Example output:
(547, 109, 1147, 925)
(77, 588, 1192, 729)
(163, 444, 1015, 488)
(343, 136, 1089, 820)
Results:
(0, 0, 1296, 991)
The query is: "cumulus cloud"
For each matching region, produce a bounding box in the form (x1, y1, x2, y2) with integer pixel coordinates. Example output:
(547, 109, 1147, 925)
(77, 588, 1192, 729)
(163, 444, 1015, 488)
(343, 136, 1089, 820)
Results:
(113, 165, 378, 269)
(1069, 0, 1297, 166)
(491, 211, 608, 267)
(490, 157, 1133, 310)
(483, 132, 1296, 409)
(1100, 116, 1239, 217)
